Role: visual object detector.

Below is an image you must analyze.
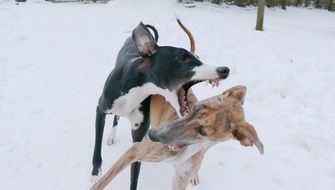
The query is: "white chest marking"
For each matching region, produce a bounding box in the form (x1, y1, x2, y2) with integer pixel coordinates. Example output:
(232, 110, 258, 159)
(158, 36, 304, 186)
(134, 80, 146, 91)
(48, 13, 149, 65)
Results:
(105, 83, 180, 117)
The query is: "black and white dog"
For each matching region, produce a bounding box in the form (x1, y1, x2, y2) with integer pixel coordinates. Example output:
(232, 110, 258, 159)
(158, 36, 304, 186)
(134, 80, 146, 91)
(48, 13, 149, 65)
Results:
(92, 20, 230, 190)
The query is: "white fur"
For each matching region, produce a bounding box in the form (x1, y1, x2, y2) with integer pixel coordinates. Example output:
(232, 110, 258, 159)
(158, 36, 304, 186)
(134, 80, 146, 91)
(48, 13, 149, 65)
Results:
(104, 83, 181, 146)
(172, 156, 200, 190)
(90, 173, 101, 183)
(126, 106, 144, 130)
(106, 105, 146, 145)
(107, 126, 117, 145)
(190, 173, 200, 185)
(173, 161, 192, 176)
(105, 83, 180, 117)
(191, 64, 219, 80)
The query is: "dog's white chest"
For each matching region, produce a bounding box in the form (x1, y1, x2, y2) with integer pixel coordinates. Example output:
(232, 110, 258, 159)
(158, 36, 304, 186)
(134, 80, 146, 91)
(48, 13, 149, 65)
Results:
(105, 83, 179, 117)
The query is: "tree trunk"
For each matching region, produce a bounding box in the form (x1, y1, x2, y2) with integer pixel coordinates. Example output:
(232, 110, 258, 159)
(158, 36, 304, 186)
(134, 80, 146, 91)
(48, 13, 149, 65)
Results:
(256, 0, 265, 31)
(211, 0, 222, 4)
(328, 0, 333, 11)
(315, 0, 321, 8)
(281, 0, 287, 9)
(296, 0, 302, 6)
(305, 0, 310, 7)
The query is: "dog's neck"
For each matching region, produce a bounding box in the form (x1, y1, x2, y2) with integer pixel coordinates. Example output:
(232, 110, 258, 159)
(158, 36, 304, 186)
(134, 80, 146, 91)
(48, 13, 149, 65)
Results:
(150, 89, 198, 128)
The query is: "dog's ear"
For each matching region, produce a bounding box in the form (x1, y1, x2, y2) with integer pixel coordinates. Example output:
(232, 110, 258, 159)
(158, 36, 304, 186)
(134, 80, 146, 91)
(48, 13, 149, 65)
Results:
(222, 85, 246, 105)
(132, 22, 157, 57)
(235, 122, 264, 155)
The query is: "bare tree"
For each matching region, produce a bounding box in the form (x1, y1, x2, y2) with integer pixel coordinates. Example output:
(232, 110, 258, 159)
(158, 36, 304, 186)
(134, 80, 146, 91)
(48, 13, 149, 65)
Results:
(281, 0, 287, 9)
(305, 0, 310, 7)
(327, 0, 334, 11)
(256, 0, 265, 31)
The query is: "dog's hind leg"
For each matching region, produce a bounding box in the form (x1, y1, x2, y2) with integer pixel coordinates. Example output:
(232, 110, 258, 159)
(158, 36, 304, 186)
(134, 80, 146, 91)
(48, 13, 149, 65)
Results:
(92, 106, 107, 177)
(129, 96, 151, 190)
(107, 115, 120, 145)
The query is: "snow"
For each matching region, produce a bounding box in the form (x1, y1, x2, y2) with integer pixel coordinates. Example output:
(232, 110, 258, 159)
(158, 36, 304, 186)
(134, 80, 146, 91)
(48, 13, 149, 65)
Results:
(1, 0, 335, 189)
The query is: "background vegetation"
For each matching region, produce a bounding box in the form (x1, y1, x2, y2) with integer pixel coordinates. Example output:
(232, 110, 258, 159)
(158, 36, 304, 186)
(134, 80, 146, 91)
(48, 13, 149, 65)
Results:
(179, 0, 335, 11)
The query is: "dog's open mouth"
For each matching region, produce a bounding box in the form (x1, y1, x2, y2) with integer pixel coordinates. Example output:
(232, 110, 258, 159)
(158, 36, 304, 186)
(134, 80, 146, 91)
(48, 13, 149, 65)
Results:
(178, 79, 221, 115)
(168, 143, 185, 152)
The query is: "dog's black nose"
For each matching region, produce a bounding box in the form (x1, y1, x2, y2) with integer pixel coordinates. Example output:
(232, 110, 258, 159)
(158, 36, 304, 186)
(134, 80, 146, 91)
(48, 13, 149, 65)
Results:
(148, 130, 160, 142)
(216, 66, 230, 79)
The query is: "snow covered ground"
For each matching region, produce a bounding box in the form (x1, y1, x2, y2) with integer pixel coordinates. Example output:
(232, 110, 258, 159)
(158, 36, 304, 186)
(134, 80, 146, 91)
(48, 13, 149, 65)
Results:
(1, 0, 335, 189)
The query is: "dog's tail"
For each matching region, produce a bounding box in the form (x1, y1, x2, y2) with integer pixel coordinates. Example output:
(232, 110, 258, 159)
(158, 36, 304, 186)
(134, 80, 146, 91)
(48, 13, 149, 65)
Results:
(90, 145, 139, 190)
(176, 18, 195, 53)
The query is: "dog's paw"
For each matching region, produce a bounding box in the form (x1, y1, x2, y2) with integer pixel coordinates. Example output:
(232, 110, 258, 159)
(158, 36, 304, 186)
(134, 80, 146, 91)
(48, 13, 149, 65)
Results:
(107, 137, 116, 145)
(190, 173, 200, 186)
(106, 128, 116, 146)
(90, 174, 102, 183)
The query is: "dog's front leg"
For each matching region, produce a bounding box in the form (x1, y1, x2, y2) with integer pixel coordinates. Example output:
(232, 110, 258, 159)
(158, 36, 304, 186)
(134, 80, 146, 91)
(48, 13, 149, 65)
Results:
(172, 149, 208, 190)
(189, 149, 207, 186)
(128, 97, 151, 190)
(172, 160, 196, 190)
(106, 115, 120, 145)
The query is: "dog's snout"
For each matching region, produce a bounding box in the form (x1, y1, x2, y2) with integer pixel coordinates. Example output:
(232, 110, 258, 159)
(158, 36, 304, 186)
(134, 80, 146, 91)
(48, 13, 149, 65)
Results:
(216, 66, 230, 79)
(148, 130, 160, 142)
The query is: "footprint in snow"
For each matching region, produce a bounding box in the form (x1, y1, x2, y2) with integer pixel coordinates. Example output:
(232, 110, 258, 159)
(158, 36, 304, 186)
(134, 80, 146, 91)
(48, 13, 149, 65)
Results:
(297, 141, 312, 153)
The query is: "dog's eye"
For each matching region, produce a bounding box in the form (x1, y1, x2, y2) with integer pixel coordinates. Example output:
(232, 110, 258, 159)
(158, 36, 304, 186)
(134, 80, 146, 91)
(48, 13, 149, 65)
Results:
(197, 127, 207, 136)
(178, 54, 189, 61)
(177, 50, 190, 62)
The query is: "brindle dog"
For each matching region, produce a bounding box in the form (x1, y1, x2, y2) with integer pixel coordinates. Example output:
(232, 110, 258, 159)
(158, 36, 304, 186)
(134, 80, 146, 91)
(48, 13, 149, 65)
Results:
(91, 86, 264, 190)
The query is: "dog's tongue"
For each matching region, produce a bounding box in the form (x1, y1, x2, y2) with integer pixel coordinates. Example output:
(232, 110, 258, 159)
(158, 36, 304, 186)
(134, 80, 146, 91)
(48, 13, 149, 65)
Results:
(168, 144, 181, 152)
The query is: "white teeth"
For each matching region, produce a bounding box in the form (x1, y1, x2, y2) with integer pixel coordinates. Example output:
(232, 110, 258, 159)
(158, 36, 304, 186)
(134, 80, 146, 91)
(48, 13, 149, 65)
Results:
(168, 144, 180, 152)
(208, 80, 220, 88)
(203, 80, 222, 87)
(206, 80, 220, 88)
(181, 79, 221, 116)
